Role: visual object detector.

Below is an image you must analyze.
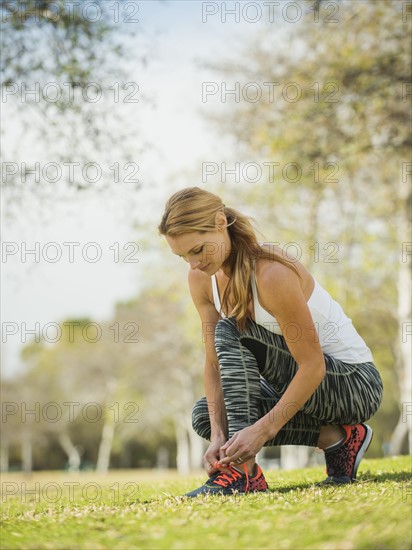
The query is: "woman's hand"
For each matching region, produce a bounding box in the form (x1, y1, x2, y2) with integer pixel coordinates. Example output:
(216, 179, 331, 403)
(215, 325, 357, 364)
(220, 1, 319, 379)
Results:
(217, 423, 271, 467)
(203, 434, 227, 476)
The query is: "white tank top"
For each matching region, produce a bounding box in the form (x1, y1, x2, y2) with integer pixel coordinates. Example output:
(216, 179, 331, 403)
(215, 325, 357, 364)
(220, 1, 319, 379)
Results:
(211, 269, 374, 365)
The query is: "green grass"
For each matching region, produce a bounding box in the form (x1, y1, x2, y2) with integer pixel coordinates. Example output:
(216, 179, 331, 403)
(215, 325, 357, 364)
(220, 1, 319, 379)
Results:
(1, 456, 411, 549)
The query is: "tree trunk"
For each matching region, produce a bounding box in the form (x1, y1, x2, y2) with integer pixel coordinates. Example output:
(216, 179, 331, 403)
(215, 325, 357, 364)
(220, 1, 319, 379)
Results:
(156, 446, 169, 469)
(280, 446, 311, 471)
(96, 422, 115, 473)
(390, 176, 412, 455)
(22, 430, 32, 473)
(174, 420, 190, 475)
(1, 440, 9, 472)
(58, 433, 81, 472)
(187, 417, 204, 470)
(389, 417, 408, 455)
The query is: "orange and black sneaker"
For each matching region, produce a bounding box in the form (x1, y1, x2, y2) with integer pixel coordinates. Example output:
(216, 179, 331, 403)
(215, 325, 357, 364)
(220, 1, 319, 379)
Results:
(318, 423, 373, 485)
(184, 462, 268, 497)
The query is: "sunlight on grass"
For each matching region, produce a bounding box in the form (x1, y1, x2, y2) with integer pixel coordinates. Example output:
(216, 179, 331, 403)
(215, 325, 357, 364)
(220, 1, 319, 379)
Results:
(1, 456, 411, 549)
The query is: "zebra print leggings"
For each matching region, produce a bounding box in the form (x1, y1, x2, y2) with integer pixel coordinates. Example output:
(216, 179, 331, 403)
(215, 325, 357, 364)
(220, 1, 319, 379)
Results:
(192, 317, 383, 447)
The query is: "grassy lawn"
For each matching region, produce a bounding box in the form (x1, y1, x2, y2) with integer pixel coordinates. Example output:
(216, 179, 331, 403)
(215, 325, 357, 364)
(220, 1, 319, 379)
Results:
(1, 456, 411, 550)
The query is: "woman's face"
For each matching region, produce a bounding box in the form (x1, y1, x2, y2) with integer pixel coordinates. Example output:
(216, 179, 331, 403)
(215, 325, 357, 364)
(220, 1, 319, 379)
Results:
(165, 228, 231, 276)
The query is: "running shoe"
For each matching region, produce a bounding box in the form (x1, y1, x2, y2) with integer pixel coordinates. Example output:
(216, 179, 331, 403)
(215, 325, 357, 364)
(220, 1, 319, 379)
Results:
(318, 423, 373, 485)
(184, 462, 268, 497)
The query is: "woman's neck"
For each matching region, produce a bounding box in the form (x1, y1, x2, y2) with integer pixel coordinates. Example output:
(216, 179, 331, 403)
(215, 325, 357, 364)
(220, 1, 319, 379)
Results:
(219, 260, 232, 279)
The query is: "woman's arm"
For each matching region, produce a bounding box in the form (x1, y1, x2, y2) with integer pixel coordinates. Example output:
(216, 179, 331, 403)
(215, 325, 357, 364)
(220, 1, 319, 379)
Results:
(219, 261, 326, 464)
(254, 262, 326, 438)
(203, 358, 228, 440)
(188, 269, 228, 440)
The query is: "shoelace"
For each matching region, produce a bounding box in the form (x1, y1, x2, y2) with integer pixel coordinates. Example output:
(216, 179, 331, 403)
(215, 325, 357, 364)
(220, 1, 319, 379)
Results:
(212, 461, 250, 491)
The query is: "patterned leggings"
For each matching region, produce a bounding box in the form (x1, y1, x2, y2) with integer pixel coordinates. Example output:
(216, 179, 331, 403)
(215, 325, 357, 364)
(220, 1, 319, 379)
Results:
(192, 317, 383, 447)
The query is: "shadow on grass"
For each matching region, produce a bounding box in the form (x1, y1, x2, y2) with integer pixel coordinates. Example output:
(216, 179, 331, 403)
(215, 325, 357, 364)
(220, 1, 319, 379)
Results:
(135, 468, 411, 504)
(271, 470, 411, 496)
(358, 470, 412, 483)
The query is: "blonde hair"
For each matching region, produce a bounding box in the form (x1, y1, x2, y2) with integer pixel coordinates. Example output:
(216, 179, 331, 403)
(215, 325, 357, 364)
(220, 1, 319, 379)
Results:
(158, 186, 300, 331)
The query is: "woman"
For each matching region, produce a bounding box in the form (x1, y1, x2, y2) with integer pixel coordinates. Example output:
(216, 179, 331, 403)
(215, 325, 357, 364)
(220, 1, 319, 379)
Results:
(158, 187, 383, 497)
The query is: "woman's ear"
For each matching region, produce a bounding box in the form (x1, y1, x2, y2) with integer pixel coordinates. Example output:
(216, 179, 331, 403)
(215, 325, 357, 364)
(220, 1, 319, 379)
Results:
(215, 211, 227, 231)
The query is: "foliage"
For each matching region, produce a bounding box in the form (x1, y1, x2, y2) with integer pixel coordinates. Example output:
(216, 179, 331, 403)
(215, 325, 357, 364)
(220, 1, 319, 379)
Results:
(3, 281, 204, 471)
(1, 0, 147, 211)
(203, 0, 411, 455)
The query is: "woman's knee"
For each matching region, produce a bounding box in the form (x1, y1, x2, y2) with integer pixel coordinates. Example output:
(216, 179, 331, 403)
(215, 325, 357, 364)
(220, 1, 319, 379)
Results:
(358, 364, 384, 420)
(192, 397, 210, 438)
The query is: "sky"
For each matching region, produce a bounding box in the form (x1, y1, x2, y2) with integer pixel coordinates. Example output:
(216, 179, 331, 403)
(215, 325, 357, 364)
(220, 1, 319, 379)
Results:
(1, 0, 304, 376)
(1, 0, 292, 377)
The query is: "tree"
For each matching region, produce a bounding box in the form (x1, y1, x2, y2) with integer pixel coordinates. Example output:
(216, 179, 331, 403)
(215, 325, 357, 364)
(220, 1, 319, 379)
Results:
(202, 0, 411, 461)
(117, 281, 206, 474)
(15, 318, 143, 473)
(6, 275, 205, 473)
(1, 0, 147, 215)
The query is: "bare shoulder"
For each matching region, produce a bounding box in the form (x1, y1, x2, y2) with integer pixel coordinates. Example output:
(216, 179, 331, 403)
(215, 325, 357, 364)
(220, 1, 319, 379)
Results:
(257, 260, 301, 297)
(255, 251, 314, 313)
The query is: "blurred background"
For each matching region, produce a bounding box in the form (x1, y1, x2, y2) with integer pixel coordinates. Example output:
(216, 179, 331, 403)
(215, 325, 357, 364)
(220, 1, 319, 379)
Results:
(1, 0, 411, 474)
